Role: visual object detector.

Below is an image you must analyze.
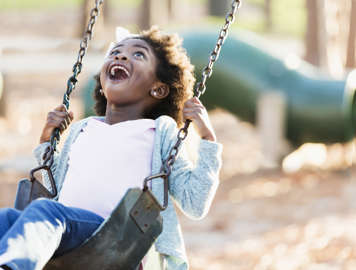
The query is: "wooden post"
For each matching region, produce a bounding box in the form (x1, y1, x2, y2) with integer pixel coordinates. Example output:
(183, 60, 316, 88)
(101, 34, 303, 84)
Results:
(168, 0, 179, 21)
(140, 0, 151, 30)
(305, 0, 327, 68)
(102, 0, 109, 25)
(79, 0, 107, 38)
(139, 0, 169, 30)
(0, 72, 7, 117)
(0, 48, 5, 117)
(346, 0, 356, 68)
(257, 91, 287, 168)
(208, 0, 229, 16)
(264, 0, 272, 31)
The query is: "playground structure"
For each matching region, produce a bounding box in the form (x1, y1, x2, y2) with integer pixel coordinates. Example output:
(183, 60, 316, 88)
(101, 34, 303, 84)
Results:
(183, 31, 356, 147)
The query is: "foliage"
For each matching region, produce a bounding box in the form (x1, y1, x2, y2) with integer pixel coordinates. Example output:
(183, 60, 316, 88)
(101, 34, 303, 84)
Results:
(0, 0, 82, 10)
(271, 0, 306, 37)
(0, 0, 306, 38)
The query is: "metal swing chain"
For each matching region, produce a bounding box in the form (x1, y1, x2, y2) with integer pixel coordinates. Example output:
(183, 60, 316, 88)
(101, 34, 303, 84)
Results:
(144, 0, 242, 210)
(42, 0, 104, 166)
(163, 0, 241, 175)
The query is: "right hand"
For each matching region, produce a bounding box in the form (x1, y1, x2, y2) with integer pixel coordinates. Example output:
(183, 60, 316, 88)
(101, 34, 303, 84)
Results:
(39, 104, 74, 144)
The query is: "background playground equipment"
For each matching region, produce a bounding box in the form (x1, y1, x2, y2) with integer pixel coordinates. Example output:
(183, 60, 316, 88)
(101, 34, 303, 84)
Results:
(81, 30, 356, 147)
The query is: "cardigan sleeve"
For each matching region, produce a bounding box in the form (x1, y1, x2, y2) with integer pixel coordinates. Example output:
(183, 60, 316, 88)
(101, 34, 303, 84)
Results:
(32, 120, 80, 196)
(163, 118, 223, 220)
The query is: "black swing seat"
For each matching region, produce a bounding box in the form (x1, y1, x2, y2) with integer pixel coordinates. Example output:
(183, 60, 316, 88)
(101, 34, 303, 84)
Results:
(43, 188, 163, 270)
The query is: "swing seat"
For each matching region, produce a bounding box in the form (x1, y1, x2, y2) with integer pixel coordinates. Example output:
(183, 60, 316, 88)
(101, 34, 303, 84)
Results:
(43, 188, 163, 270)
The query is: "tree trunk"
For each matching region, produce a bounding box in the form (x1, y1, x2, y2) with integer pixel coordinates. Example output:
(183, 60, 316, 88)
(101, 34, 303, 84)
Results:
(139, 0, 168, 30)
(139, 0, 151, 30)
(346, 0, 356, 68)
(208, 0, 229, 17)
(305, 0, 327, 67)
(79, 0, 107, 38)
(264, 0, 272, 31)
(168, 0, 177, 20)
(102, 0, 109, 25)
(0, 72, 7, 117)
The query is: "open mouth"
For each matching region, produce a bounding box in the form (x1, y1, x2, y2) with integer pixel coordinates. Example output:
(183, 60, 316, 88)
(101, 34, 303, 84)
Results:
(108, 64, 130, 82)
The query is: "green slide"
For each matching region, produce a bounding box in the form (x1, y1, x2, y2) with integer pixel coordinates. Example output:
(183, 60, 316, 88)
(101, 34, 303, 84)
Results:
(182, 31, 356, 146)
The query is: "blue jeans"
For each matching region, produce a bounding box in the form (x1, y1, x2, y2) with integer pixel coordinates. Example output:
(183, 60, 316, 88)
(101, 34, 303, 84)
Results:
(0, 198, 104, 270)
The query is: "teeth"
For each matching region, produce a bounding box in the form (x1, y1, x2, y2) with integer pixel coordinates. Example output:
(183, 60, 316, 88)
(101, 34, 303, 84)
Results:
(110, 65, 130, 77)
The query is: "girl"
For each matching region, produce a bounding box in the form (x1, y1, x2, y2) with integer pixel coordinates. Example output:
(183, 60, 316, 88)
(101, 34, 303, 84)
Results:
(0, 26, 222, 270)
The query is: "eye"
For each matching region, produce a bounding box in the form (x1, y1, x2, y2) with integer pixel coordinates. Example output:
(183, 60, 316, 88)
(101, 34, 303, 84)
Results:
(134, 51, 145, 59)
(110, 50, 120, 55)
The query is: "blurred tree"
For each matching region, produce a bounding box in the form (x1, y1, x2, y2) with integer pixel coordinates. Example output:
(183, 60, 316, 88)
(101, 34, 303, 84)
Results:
(305, 0, 327, 67)
(168, 0, 177, 20)
(264, 0, 272, 31)
(208, 0, 229, 17)
(140, 0, 150, 29)
(79, 0, 108, 37)
(0, 72, 5, 117)
(346, 0, 356, 68)
(139, 0, 168, 30)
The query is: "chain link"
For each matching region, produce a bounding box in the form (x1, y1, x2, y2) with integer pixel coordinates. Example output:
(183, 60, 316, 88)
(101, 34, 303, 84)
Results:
(160, 0, 241, 179)
(43, 0, 104, 166)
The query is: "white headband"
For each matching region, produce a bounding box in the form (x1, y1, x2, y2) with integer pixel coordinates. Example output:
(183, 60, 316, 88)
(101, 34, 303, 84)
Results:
(104, 27, 138, 58)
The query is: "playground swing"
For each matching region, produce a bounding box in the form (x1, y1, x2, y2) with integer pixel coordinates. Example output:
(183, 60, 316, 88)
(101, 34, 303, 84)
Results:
(12, 0, 241, 269)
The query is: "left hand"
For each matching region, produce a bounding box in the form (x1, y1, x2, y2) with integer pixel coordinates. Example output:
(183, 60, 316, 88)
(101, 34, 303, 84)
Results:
(183, 97, 217, 142)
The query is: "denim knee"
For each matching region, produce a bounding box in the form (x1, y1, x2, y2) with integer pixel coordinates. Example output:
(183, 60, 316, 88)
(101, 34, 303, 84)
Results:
(25, 198, 63, 217)
(28, 198, 57, 209)
(0, 208, 20, 224)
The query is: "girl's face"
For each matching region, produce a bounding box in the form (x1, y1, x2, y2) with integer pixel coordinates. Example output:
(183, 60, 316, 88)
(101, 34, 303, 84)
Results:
(100, 38, 159, 108)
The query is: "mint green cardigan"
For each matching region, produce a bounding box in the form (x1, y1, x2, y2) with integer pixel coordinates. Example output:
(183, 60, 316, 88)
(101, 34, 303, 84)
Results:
(33, 115, 222, 270)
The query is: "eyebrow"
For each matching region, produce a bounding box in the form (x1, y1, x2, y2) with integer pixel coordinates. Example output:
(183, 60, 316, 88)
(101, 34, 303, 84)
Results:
(112, 44, 150, 53)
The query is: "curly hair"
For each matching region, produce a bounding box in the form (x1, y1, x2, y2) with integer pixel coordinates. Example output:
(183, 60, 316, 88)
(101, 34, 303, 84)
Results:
(93, 26, 196, 127)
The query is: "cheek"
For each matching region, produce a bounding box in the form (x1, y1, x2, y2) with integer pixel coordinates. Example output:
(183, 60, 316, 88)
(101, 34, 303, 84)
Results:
(142, 69, 158, 87)
(99, 60, 110, 85)
(99, 69, 107, 89)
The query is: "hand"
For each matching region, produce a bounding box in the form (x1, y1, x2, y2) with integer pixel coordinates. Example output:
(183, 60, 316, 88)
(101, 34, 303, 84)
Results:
(39, 104, 74, 144)
(183, 97, 217, 142)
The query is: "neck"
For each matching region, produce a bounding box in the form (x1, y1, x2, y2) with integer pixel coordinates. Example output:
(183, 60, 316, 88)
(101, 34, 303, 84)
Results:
(104, 102, 146, 125)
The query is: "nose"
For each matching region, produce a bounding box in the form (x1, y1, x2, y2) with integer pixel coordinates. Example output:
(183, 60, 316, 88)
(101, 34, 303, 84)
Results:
(114, 54, 128, 61)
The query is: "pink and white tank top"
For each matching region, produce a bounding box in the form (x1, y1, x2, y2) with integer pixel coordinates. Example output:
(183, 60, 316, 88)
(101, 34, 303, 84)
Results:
(58, 118, 155, 219)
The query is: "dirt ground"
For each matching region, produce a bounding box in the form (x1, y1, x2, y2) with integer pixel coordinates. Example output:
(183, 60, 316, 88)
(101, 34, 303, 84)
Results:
(1, 8, 356, 270)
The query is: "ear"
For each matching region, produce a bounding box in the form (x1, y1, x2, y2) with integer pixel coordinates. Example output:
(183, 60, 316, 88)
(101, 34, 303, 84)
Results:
(150, 83, 170, 100)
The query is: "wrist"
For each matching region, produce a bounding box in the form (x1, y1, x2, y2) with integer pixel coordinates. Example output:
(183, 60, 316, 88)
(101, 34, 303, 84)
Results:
(202, 132, 216, 142)
(39, 136, 50, 144)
